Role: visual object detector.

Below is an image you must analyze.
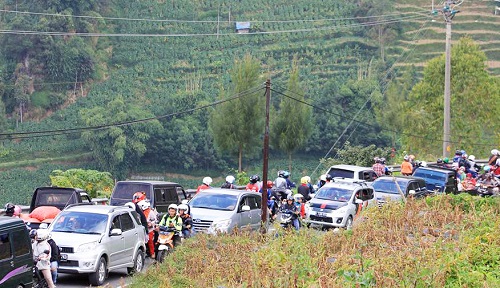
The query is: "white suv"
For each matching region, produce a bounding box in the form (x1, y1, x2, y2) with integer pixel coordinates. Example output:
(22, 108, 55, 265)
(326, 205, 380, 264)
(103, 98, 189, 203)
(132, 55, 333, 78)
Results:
(305, 179, 375, 229)
(49, 204, 146, 286)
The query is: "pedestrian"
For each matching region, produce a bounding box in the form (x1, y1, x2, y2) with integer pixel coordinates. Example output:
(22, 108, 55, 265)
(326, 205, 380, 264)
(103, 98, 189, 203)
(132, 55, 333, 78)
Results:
(401, 155, 413, 176)
(196, 177, 212, 193)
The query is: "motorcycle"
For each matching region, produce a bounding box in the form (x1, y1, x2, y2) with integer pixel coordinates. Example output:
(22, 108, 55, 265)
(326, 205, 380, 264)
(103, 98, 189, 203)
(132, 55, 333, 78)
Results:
(475, 183, 498, 197)
(33, 262, 48, 288)
(155, 226, 179, 263)
(279, 209, 295, 229)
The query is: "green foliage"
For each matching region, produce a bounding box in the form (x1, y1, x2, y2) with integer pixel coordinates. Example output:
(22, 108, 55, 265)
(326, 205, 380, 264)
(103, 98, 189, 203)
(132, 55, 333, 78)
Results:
(403, 37, 500, 157)
(49, 168, 114, 198)
(322, 141, 392, 168)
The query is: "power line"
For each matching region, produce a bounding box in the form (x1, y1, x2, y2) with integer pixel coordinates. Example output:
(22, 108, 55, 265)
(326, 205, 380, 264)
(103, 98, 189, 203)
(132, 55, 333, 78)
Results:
(0, 14, 429, 37)
(0, 85, 264, 140)
(0, 8, 427, 24)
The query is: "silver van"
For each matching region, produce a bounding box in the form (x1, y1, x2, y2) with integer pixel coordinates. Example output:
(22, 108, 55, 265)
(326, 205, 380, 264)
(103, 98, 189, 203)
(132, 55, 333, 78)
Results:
(189, 188, 262, 234)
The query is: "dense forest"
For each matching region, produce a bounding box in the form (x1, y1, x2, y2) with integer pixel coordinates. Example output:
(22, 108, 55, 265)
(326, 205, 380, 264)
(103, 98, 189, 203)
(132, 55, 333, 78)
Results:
(0, 0, 499, 203)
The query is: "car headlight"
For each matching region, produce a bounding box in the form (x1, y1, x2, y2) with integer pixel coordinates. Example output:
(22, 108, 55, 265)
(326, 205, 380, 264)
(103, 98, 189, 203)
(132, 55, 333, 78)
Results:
(77, 242, 98, 253)
(335, 206, 349, 214)
(212, 219, 231, 229)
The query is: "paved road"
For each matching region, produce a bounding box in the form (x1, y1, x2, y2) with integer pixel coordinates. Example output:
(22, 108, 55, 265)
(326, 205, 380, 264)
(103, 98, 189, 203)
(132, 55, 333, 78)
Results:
(56, 257, 155, 288)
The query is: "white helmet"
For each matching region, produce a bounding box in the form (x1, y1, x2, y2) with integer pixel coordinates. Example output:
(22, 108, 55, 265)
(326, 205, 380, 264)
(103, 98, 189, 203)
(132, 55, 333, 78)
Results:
(137, 200, 150, 211)
(491, 149, 499, 156)
(293, 194, 303, 201)
(168, 204, 178, 211)
(203, 177, 213, 186)
(36, 229, 50, 241)
(320, 174, 327, 181)
(124, 202, 135, 209)
(225, 175, 235, 184)
(178, 204, 189, 211)
(468, 155, 475, 161)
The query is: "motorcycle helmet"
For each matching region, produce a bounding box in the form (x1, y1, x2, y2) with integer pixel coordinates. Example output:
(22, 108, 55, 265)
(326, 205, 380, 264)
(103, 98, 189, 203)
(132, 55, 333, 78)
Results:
(326, 174, 333, 181)
(4, 203, 15, 216)
(266, 180, 273, 188)
(225, 175, 235, 184)
(468, 155, 475, 161)
(437, 158, 443, 164)
(404, 155, 409, 161)
(286, 195, 294, 201)
(380, 158, 386, 164)
(300, 177, 308, 184)
(443, 157, 449, 163)
(320, 174, 327, 181)
(202, 176, 213, 186)
(137, 200, 150, 211)
(249, 174, 260, 184)
(491, 149, 499, 156)
(36, 229, 50, 241)
(278, 170, 285, 178)
(460, 150, 466, 155)
(455, 149, 462, 155)
(304, 176, 311, 183)
(484, 166, 491, 172)
(168, 204, 178, 211)
(178, 204, 188, 212)
(293, 194, 303, 201)
(29, 229, 37, 239)
(132, 191, 146, 203)
(282, 171, 290, 178)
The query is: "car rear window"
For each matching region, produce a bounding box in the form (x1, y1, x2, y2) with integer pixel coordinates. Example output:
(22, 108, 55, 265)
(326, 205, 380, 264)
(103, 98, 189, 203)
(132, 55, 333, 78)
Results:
(326, 168, 354, 179)
(112, 183, 151, 200)
(36, 190, 77, 206)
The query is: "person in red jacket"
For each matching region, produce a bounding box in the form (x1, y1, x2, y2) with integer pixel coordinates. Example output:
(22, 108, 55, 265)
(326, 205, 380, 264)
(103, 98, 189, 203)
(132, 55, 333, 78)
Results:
(196, 177, 212, 193)
(245, 174, 260, 192)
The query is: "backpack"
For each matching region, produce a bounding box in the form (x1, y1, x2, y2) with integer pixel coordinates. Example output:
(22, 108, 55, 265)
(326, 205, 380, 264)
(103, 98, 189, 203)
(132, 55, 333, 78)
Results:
(47, 238, 61, 262)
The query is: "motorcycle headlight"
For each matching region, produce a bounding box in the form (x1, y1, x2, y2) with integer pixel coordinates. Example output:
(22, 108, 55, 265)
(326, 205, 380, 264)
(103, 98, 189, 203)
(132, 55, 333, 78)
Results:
(77, 241, 98, 253)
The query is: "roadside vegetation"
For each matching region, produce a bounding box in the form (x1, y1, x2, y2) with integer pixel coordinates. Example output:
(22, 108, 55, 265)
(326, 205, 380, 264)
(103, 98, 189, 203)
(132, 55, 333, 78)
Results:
(130, 194, 500, 287)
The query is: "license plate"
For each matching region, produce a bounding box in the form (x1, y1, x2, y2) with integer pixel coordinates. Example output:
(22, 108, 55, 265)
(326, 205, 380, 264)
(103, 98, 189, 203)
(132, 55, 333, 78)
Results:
(316, 212, 327, 217)
(60, 254, 68, 261)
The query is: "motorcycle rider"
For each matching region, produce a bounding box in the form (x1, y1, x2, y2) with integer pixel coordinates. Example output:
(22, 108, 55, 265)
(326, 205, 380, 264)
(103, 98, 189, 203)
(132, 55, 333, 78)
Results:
(282, 171, 296, 189)
(304, 176, 315, 194)
(279, 195, 300, 231)
(293, 194, 306, 220)
(132, 192, 149, 233)
(246, 174, 260, 192)
(221, 175, 237, 189)
(32, 229, 56, 288)
(317, 174, 327, 189)
(263, 181, 279, 222)
(297, 177, 311, 201)
(273, 171, 289, 200)
(372, 157, 385, 177)
(138, 200, 157, 258)
(196, 177, 212, 193)
(158, 204, 183, 247)
(178, 204, 193, 239)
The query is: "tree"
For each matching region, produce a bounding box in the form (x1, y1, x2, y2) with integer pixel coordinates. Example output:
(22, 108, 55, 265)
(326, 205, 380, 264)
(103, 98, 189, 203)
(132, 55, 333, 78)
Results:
(322, 141, 392, 168)
(402, 37, 500, 157)
(80, 96, 163, 178)
(209, 54, 264, 172)
(49, 168, 114, 198)
(271, 56, 312, 172)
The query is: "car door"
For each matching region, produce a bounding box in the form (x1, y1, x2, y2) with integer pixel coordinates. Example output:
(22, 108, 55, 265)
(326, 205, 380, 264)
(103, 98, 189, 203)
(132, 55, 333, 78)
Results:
(247, 195, 262, 230)
(119, 212, 137, 265)
(237, 195, 253, 230)
(107, 215, 126, 267)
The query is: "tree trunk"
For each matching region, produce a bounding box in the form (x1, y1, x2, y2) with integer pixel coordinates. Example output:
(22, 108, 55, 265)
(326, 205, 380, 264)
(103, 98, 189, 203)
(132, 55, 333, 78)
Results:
(238, 145, 243, 172)
(288, 152, 292, 175)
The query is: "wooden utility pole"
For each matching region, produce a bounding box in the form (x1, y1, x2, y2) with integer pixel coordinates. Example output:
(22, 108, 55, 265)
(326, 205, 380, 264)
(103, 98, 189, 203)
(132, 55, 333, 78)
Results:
(260, 79, 271, 234)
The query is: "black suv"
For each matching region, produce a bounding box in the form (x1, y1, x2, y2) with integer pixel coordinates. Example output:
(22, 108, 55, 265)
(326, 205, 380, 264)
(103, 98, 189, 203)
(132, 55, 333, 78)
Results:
(412, 166, 458, 194)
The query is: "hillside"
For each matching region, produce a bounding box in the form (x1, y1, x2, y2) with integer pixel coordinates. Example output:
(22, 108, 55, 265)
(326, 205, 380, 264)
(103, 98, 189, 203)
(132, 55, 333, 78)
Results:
(0, 0, 498, 204)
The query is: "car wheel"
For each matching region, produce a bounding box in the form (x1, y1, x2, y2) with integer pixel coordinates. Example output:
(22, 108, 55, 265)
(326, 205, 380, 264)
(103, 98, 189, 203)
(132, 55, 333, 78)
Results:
(345, 215, 353, 230)
(127, 249, 145, 275)
(89, 256, 107, 286)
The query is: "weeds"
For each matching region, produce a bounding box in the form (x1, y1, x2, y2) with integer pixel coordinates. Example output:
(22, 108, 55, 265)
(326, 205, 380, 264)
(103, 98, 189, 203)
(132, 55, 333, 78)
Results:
(129, 195, 500, 288)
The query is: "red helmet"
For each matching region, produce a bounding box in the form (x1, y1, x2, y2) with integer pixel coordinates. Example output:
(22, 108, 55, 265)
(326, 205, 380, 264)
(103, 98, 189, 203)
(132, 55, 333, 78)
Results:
(132, 191, 146, 203)
(266, 180, 273, 188)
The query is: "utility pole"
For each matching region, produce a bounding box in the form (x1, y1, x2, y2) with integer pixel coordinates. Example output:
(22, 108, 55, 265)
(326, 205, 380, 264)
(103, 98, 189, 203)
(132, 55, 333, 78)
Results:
(260, 79, 271, 234)
(434, 0, 461, 158)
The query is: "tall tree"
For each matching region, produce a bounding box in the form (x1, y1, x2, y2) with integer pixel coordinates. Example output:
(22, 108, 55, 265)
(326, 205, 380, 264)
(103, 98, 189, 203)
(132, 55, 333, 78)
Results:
(80, 96, 162, 178)
(271, 56, 312, 172)
(209, 54, 263, 172)
(402, 37, 500, 157)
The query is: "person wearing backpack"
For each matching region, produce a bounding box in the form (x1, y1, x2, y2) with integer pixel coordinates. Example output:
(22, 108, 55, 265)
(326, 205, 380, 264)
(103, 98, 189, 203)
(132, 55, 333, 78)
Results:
(47, 233, 60, 285)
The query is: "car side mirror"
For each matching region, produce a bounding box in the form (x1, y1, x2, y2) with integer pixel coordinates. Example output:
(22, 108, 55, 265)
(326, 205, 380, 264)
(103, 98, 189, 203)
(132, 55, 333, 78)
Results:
(110, 228, 122, 236)
(354, 199, 363, 204)
(241, 205, 251, 212)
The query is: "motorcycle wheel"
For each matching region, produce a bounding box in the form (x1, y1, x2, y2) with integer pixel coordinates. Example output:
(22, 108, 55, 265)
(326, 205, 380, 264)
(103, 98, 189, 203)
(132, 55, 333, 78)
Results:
(156, 249, 171, 263)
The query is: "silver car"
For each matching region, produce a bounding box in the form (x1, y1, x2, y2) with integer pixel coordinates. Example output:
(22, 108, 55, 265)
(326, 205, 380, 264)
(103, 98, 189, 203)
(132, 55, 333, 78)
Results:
(49, 204, 146, 286)
(189, 188, 262, 234)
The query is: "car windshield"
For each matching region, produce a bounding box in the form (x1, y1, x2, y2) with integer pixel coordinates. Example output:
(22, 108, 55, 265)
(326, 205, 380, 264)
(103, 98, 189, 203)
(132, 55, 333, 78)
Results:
(372, 180, 409, 194)
(190, 193, 238, 211)
(51, 211, 108, 234)
(326, 168, 354, 179)
(315, 187, 352, 202)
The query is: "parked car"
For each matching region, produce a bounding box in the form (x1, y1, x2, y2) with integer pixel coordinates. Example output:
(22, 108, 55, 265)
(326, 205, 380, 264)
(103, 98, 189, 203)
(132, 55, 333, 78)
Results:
(189, 188, 262, 234)
(325, 164, 378, 182)
(110, 180, 187, 213)
(0, 216, 33, 288)
(372, 176, 429, 207)
(412, 166, 458, 194)
(49, 203, 146, 286)
(305, 179, 375, 229)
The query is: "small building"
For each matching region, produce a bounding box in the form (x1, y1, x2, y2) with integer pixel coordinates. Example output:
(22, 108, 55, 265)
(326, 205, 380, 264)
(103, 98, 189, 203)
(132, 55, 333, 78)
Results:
(235, 22, 251, 34)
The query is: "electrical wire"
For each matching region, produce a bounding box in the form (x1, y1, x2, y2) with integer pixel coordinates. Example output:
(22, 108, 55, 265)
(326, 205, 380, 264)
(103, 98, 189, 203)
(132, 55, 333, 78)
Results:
(0, 14, 430, 37)
(0, 85, 264, 140)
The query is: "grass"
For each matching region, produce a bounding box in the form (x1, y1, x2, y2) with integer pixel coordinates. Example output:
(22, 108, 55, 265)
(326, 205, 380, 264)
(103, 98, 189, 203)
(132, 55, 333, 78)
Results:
(129, 194, 500, 287)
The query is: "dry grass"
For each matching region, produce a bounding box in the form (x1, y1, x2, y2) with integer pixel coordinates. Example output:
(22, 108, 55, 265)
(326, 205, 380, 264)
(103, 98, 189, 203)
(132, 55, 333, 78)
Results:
(130, 194, 500, 288)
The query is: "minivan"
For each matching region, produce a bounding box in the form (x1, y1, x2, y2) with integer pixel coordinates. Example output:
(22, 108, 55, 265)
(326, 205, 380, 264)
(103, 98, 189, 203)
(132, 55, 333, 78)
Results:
(110, 181, 187, 212)
(0, 216, 33, 288)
